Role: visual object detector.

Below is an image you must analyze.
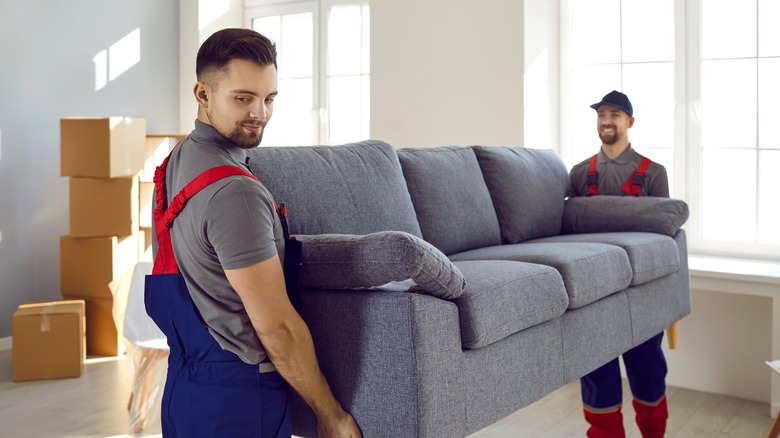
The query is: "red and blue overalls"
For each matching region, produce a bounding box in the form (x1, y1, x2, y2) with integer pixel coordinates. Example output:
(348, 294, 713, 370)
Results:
(145, 162, 292, 437)
(580, 153, 668, 438)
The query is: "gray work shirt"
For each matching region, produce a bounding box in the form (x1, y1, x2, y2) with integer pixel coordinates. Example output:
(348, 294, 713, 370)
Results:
(165, 120, 285, 364)
(569, 145, 669, 198)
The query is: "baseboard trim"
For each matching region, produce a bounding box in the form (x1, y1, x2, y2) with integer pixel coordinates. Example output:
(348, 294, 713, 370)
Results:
(0, 337, 11, 351)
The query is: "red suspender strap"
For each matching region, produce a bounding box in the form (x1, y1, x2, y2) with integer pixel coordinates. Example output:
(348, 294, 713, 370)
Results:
(622, 157, 652, 196)
(152, 159, 259, 275)
(587, 154, 599, 196)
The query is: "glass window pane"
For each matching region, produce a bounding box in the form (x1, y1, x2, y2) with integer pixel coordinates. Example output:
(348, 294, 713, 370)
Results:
(623, 62, 675, 148)
(702, 0, 757, 59)
(252, 16, 281, 49)
(570, 0, 621, 65)
(328, 75, 364, 144)
(328, 5, 363, 76)
(758, 150, 780, 244)
(621, 0, 674, 62)
(570, 64, 621, 164)
(759, 58, 780, 149)
(280, 12, 313, 78)
(262, 78, 314, 146)
(759, 0, 780, 56)
(701, 59, 757, 149)
(701, 149, 757, 242)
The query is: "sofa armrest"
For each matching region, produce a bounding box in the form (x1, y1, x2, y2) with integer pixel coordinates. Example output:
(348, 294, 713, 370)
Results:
(296, 231, 467, 299)
(292, 288, 466, 437)
(562, 196, 689, 237)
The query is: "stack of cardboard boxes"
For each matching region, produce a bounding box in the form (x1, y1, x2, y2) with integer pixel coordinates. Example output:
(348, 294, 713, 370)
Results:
(59, 117, 147, 356)
(11, 119, 184, 381)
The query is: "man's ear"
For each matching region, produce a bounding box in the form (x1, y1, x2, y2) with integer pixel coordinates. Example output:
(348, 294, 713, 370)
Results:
(194, 81, 210, 107)
(628, 116, 635, 128)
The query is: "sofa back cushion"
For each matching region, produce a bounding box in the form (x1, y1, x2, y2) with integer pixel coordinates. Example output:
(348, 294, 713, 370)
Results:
(246, 140, 422, 237)
(472, 146, 569, 243)
(397, 147, 501, 256)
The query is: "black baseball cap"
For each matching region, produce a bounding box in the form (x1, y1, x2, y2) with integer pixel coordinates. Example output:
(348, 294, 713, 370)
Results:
(591, 90, 633, 117)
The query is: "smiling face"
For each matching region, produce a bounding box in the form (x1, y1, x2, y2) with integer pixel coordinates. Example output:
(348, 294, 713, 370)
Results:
(194, 58, 278, 149)
(596, 104, 634, 146)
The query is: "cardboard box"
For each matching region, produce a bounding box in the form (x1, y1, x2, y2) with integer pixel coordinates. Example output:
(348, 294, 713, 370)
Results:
(61, 117, 146, 178)
(12, 300, 86, 382)
(141, 135, 185, 182)
(139, 180, 154, 229)
(60, 234, 139, 298)
(70, 176, 139, 237)
(62, 295, 124, 357)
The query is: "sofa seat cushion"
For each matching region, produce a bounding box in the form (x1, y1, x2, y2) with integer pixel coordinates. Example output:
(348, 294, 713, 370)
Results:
(449, 243, 632, 309)
(526, 232, 680, 286)
(246, 140, 423, 237)
(451, 260, 568, 349)
(397, 147, 501, 256)
(472, 146, 569, 243)
(296, 231, 467, 299)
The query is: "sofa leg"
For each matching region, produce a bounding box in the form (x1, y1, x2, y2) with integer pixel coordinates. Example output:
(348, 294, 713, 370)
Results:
(666, 322, 679, 349)
(584, 407, 625, 438)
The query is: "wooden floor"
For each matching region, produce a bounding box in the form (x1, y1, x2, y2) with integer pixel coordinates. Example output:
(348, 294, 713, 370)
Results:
(0, 348, 774, 437)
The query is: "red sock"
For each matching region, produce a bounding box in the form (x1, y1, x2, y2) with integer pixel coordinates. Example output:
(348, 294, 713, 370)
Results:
(583, 407, 625, 438)
(632, 396, 668, 438)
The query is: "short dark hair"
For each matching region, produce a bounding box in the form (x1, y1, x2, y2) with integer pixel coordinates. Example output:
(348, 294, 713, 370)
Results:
(196, 28, 277, 82)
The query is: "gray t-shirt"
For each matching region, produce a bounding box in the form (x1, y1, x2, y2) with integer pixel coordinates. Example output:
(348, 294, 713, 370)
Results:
(165, 120, 285, 364)
(569, 145, 669, 198)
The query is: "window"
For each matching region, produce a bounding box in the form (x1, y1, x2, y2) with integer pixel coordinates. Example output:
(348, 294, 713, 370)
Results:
(245, 0, 370, 146)
(561, 0, 780, 260)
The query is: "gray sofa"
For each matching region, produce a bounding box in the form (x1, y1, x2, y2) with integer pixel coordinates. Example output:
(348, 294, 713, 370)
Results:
(245, 140, 691, 437)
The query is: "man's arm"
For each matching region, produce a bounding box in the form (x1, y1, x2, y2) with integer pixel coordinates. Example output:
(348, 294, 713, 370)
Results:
(225, 257, 361, 437)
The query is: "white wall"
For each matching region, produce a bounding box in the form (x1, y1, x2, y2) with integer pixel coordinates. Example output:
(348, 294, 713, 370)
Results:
(370, 0, 524, 148)
(0, 0, 179, 338)
(523, 0, 559, 150)
(664, 288, 772, 404)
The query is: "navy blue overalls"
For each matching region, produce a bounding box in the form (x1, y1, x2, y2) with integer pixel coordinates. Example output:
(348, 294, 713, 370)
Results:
(145, 159, 292, 437)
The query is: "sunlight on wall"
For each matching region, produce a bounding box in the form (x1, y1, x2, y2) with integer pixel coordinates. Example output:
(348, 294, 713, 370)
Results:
(93, 50, 108, 90)
(93, 28, 142, 91)
(199, 0, 230, 30)
(110, 28, 141, 81)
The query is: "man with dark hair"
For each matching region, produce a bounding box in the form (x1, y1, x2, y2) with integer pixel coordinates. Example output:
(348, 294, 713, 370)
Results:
(569, 90, 669, 438)
(149, 28, 361, 437)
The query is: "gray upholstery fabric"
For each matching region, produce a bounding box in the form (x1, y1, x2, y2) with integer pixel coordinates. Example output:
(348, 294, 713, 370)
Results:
(452, 260, 568, 348)
(527, 232, 680, 286)
(461, 319, 566, 436)
(560, 291, 633, 381)
(626, 229, 692, 343)
(246, 140, 422, 237)
(472, 146, 569, 243)
(562, 195, 689, 237)
(290, 289, 422, 437)
(295, 232, 466, 299)
(397, 147, 501, 255)
(449, 242, 633, 309)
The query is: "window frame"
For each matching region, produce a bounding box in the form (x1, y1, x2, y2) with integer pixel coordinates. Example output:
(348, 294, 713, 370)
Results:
(244, 0, 369, 145)
(561, 0, 780, 261)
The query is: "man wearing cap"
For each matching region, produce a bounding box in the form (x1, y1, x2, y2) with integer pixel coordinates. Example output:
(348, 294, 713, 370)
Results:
(569, 90, 669, 438)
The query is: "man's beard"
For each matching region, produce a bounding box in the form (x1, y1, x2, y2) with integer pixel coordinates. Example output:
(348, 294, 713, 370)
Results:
(598, 126, 618, 145)
(227, 122, 265, 149)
